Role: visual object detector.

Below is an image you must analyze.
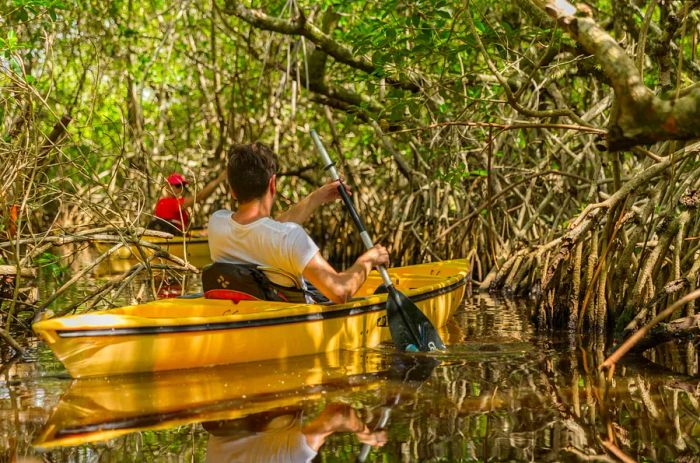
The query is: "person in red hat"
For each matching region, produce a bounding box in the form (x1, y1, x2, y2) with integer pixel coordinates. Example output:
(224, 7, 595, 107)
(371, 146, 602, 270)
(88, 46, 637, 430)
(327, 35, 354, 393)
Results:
(150, 171, 227, 233)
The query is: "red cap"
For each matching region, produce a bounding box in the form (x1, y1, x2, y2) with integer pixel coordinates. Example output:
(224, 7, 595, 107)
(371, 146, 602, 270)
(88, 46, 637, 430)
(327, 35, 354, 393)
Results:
(166, 173, 188, 186)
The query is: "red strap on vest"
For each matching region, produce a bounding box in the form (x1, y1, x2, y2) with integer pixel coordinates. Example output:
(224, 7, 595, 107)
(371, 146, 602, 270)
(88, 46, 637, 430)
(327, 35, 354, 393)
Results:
(204, 289, 259, 303)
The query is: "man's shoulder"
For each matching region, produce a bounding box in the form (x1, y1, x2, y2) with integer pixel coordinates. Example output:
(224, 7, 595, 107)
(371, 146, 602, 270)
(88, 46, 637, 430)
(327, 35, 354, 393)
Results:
(260, 218, 306, 234)
(208, 209, 232, 228)
(211, 209, 232, 218)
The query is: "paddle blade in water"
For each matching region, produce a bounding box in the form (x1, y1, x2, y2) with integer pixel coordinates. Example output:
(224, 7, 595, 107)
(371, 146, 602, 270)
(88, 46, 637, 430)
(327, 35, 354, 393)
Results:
(388, 354, 440, 383)
(386, 289, 446, 352)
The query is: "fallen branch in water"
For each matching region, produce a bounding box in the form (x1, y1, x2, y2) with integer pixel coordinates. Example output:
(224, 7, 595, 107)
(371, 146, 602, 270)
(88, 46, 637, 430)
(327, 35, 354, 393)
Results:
(621, 277, 689, 339)
(601, 439, 636, 463)
(627, 314, 700, 353)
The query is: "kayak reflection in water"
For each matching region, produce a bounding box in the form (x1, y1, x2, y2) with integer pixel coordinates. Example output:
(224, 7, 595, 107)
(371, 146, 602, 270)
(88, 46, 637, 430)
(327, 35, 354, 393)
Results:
(203, 403, 387, 462)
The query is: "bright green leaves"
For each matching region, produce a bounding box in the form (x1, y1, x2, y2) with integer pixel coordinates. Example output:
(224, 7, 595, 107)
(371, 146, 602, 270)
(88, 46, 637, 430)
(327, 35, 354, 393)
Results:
(472, 17, 488, 34)
(0, 30, 22, 53)
(36, 251, 68, 281)
(434, 8, 452, 20)
(5, 30, 18, 49)
(2, 0, 66, 58)
(346, 1, 464, 70)
(10, 0, 66, 21)
(433, 156, 489, 186)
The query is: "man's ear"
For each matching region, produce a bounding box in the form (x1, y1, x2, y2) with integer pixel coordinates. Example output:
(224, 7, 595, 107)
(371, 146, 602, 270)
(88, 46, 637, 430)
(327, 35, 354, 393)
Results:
(269, 174, 276, 195)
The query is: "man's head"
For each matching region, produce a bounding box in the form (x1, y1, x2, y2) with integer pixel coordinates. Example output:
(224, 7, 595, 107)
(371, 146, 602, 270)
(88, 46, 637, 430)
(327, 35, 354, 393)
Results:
(227, 143, 278, 203)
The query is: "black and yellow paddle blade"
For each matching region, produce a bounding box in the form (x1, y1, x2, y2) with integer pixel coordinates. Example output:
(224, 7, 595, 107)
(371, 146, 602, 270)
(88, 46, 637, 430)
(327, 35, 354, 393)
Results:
(386, 288, 445, 352)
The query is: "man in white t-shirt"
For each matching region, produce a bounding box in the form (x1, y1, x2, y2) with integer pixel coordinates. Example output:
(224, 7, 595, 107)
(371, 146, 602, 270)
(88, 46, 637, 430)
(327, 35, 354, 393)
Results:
(209, 142, 389, 304)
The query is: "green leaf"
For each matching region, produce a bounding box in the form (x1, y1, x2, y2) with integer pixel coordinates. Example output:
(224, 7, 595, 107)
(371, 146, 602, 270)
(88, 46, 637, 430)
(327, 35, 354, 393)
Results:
(371, 51, 387, 66)
(407, 99, 420, 117)
(7, 30, 17, 48)
(9, 57, 22, 73)
(410, 13, 421, 27)
(15, 8, 29, 21)
(435, 9, 452, 19)
(122, 27, 137, 38)
(384, 28, 396, 41)
(389, 103, 404, 121)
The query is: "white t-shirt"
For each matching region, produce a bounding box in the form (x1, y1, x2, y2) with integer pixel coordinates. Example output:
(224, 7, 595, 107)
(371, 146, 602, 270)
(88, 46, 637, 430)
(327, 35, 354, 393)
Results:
(208, 210, 319, 281)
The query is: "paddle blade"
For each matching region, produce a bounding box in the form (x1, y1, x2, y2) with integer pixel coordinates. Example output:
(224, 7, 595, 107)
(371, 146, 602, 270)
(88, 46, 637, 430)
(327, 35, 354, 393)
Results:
(386, 289, 446, 352)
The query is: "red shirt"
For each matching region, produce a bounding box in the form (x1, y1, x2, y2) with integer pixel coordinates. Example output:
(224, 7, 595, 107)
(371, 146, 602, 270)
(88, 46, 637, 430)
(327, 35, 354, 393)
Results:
(154, 197, 189, 230)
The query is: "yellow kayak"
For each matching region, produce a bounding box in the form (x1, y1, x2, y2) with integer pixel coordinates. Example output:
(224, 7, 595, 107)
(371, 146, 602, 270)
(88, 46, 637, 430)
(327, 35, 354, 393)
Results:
(33, 259, 468, 378)
(34, 350, 401, 448)
(94, 228, 210, 262)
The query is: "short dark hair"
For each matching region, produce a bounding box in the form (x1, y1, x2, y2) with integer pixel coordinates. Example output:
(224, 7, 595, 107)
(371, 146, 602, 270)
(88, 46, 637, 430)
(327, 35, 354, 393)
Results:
(227, 143, 278, 203)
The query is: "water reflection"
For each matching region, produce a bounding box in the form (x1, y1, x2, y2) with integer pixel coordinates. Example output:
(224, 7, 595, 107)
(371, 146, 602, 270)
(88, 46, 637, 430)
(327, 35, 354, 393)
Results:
(2, 296, 699, 462)
(33, 351, 436, 461)
(203, 403, 386, 462)
(645, 339, 699, 377)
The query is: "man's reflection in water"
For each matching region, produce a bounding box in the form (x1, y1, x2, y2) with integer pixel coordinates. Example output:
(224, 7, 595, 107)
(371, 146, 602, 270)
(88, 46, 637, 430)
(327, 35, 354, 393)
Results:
(203, 403, 386, 462)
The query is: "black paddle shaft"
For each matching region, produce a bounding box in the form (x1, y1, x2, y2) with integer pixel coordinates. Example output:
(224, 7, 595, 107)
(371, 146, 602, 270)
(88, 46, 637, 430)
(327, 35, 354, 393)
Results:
(310, 130, 394, 289)
(335, 183, 367, 238)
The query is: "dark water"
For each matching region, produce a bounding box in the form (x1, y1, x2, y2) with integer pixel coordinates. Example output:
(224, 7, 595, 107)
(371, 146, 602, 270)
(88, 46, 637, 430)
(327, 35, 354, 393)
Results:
(2, 260, 700, 462)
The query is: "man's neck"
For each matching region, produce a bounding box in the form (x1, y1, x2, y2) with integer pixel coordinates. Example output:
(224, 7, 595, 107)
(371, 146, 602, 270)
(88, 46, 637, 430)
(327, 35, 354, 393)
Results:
(233, 198, 272, 225)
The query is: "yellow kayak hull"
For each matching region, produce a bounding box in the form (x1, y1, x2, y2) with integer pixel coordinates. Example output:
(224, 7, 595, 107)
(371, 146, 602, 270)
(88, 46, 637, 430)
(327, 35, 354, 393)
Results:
(94, 229, 210, 261)
(34, 260, 468, 378)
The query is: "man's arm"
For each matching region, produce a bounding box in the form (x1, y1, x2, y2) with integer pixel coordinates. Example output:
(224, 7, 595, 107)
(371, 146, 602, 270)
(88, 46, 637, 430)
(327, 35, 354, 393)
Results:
(277, 180, 348, 225)
(302, 245, 389, 304)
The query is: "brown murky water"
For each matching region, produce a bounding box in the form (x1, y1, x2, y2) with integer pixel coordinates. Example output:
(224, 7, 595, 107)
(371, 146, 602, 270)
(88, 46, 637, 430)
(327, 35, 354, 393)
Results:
(1, 257, 699, 462)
